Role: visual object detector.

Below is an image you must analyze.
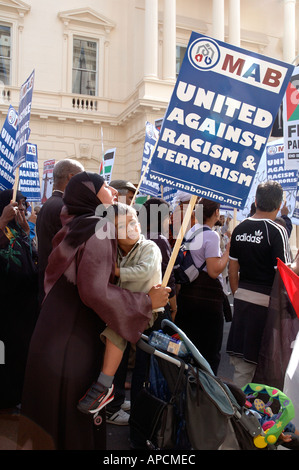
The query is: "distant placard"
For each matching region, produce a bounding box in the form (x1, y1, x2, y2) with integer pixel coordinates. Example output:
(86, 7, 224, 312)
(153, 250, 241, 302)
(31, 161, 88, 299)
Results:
(18, 144, 41, 202)
(13, 70, 35, 170)
(0, 105, 18, 190)
(283, 66, 299, 170)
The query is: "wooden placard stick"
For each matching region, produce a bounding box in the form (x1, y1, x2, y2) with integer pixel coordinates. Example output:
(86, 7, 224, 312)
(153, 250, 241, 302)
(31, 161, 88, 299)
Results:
(12, 166, 20, 202)
(162, 194, 198, 287)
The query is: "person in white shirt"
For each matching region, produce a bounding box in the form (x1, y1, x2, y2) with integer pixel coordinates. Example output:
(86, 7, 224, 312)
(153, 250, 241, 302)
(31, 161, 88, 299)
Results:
(175, 198, 230, 375)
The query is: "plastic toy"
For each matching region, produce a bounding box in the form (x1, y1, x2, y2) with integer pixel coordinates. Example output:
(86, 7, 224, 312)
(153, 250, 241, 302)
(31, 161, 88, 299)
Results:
(242, 383, 295, 448)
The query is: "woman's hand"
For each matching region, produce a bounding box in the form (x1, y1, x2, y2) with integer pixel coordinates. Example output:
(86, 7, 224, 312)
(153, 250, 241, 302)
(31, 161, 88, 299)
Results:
(0, 201, 18, 231)
(148, 285, 171, 310)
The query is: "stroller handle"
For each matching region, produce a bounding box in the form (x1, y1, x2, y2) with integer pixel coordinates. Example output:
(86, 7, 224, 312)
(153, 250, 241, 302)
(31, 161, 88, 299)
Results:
(137, 335, 156, 355)
(137, 334, 189, 369)
(161, 319, 215, 376)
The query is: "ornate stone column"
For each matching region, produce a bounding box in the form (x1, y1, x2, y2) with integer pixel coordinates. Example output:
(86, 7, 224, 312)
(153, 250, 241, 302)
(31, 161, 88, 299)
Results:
(144, 0, 158, 78)
(228, 0, 240, 46)
(212, 0, 225, 41)
(163, 0, 176, 81)
(283, 0, 296, 63)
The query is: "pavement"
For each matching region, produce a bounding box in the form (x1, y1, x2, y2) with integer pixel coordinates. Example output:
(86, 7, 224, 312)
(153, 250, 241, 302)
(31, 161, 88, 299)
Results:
(0, 323, 234, 451)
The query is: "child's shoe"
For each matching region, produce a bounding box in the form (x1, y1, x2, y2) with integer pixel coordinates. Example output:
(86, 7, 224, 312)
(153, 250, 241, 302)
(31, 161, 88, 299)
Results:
(77, 383, 114, 414)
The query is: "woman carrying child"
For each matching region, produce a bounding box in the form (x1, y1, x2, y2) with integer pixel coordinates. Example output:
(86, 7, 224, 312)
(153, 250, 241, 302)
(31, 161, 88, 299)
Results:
(17, 172, 170, 450)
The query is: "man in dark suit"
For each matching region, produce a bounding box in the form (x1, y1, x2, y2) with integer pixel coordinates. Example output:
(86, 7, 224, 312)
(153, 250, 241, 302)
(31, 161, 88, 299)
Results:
(36, 158, 84, 305)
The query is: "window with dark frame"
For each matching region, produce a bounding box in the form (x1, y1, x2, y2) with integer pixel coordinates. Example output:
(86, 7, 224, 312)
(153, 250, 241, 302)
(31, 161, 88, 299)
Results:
(176, 44, 187, 77)
(72, 37, 97, 96)
(0, 24, 11, 85)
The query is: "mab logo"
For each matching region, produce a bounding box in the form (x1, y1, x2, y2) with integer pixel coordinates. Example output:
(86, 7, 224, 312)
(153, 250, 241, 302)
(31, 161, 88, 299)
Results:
(188, 36, 286, 91)
(188, 38, 220, 71)
(235, 230, 263, 244)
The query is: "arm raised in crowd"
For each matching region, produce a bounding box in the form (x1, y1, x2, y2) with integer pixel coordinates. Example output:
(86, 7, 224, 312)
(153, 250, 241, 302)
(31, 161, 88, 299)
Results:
(206, 240, 230, 280)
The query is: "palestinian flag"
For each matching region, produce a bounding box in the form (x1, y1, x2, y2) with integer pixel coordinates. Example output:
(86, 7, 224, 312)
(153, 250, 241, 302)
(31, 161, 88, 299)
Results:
(103, 150, 115, 176)
(99, 148, 116, 184)
(285, 77, 299, 122)
(253, 259, 299, 389)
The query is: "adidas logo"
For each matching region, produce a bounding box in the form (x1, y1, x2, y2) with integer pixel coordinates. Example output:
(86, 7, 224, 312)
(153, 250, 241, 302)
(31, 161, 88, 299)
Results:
(235, 230, 263, 244)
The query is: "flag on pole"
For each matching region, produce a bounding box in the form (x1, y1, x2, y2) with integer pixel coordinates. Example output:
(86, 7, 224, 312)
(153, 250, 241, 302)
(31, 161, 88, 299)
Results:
(100, 148, 116, 184)
(99, 127, 104, 176)
(277, 258, 299, 319)
(253, 260, 299, 389)
(284, 331, 299, 428)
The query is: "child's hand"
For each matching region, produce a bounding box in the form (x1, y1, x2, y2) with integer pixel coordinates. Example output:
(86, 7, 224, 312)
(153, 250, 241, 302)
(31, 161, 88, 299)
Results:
(279, 432, 293, 443)
(15, 207, 30, 235)
(114, 264, 120, 277)
(281, 201, 289, 216)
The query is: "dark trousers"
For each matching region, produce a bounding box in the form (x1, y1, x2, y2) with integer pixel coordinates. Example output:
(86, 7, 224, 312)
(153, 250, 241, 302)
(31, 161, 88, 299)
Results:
(175, 272, 225, 375)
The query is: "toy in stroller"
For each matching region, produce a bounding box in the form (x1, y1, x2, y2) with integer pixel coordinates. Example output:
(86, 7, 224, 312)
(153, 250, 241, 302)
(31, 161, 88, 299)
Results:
(242, 383, 295, 449)
(129, 319, 295, 450)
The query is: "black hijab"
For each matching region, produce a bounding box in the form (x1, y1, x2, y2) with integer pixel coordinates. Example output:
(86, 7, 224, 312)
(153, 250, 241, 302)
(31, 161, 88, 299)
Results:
(62, 171, 106, 248)
(0, 189, 27, 231)
(0, 189, 26, 215)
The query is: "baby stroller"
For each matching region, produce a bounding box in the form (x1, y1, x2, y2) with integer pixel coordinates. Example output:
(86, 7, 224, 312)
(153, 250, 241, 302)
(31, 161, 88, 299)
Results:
(129, 319, 295, 450)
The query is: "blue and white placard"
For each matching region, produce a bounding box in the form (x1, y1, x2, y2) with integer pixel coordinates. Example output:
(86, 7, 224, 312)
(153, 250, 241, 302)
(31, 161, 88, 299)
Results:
(18, 143, 41, 202)
(0, 105, 18, 190)
(147, 32, 294, 209)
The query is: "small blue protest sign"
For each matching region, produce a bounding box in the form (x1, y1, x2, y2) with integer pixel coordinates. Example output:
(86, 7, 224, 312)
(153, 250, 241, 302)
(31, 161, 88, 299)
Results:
(147, 32, 294, 209)
(139, 122, 160, 197)
(265, 138, 298, 220)
(158, 185, 177, 206)
(18, 143, 41, 202)
(0, 105, 18, 190)
(13, 69, 35, 171)
(266, 138, 284, 177)
(266, 138, 298, 190)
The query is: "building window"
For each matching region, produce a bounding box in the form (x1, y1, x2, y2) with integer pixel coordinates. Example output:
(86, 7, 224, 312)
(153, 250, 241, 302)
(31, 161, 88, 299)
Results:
(176, 45, 187, 77)
(72, 37, 97, 96)
(0, 24, 11, 85)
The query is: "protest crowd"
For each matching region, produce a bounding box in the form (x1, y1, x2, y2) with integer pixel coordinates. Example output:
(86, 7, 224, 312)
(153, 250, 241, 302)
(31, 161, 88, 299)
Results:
(1, 158, 299, 451)
(1, 16, 299, 453)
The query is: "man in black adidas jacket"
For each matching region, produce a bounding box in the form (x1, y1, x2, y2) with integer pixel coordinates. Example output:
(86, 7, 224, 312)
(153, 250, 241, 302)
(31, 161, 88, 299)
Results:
(226, 180, 294, 388)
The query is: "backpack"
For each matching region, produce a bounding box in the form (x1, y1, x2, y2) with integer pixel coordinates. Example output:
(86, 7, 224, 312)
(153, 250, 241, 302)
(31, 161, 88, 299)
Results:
(173, 226, 210, 285)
